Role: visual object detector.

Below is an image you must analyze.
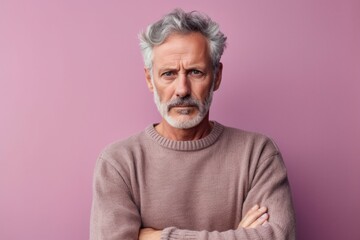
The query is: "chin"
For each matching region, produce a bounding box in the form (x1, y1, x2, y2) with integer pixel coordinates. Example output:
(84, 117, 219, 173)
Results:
(165, 114, 205, 129)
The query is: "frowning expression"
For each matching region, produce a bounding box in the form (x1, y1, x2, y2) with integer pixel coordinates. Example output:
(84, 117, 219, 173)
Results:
(145, 32, 222, 129)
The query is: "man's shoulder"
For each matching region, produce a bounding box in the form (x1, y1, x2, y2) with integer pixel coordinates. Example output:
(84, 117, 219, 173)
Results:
(222, 125, 273, 142)
(220, 124, 280, 153)
(98, 127, 149, 162)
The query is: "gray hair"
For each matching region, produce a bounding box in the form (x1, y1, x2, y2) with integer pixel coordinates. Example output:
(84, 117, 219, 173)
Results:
(139, 8, 227, 75)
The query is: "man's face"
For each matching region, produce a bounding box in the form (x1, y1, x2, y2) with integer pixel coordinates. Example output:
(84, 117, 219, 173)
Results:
(145, 32, 222, 129)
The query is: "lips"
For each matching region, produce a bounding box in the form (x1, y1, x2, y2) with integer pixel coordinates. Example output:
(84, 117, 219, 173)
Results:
(168, 104, 196, 111)
(173, 105, 195, 108)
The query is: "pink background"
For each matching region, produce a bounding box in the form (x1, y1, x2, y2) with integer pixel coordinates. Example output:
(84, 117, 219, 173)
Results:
(1, 1, 359, 239)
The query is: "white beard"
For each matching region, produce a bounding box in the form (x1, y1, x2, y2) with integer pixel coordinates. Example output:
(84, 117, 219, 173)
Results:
(152, 81, 214, 129)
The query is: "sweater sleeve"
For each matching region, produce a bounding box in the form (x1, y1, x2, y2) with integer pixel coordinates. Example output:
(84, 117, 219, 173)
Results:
(160, 152, 296, 240)
(90, 156, 141, 240)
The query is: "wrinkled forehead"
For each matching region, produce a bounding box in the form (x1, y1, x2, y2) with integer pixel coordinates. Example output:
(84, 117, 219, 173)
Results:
(152, 32, 212, 68)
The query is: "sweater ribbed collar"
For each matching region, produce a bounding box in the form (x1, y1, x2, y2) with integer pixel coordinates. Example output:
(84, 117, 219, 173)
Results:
(145, 121, 224, 151)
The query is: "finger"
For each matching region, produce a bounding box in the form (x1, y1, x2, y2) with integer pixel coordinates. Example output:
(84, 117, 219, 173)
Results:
(243, 206, 267, 227)
(238, 206, 267, 228)
(243, 205, 260, 219)
(238, 205, 259, 228)
(139, 228, 161, 240)
(248, 213, 269, 228)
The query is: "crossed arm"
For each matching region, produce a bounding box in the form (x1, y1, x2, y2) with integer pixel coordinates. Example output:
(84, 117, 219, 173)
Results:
(139, 205, 269, 240)
(91, 150, 296, 240)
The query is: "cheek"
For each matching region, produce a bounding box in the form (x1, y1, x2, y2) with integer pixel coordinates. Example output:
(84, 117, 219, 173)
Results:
(156, 85, 176, 102)
(192, 84, 212, 100)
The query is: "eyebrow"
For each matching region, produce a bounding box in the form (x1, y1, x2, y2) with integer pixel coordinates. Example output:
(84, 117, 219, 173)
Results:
(158, 65, 207, 73)
(158, 67, 178, 72)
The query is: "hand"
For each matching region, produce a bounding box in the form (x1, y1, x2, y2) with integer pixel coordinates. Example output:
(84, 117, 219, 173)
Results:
(139, 228, 162, 240)
(238, 204, 269, 229)
(138, 205, 268, 239)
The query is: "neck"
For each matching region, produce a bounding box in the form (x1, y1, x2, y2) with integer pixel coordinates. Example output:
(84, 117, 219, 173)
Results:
(155, 115, 213, 141)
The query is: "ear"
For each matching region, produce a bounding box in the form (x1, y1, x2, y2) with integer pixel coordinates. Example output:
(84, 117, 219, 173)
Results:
(213, 62, 223, 91)
(144, 68, 154, 92)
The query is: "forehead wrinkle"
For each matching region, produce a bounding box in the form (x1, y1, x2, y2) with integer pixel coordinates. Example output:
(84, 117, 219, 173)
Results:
(152, 33, 211, 72)
(156, 55, 208, 71)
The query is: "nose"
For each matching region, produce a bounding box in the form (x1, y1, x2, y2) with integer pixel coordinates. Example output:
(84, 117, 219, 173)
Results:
(175, 73, 190, 98)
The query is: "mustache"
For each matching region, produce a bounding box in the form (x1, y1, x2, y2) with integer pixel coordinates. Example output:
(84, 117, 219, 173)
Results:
(166, 97, 200, 111)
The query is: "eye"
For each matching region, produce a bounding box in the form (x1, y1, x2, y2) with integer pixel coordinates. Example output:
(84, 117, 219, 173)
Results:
(189, 69, 204, 78)
(162, 71, 173, 77)
(191, 70, 202, 75)
(161, 71, 177, 81)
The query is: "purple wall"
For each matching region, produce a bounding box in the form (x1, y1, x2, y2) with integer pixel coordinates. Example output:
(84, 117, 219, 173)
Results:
(1, 1, 359, 239)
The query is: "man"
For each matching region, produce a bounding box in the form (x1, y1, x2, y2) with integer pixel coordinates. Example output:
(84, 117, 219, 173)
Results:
(90, 9, 296, 240)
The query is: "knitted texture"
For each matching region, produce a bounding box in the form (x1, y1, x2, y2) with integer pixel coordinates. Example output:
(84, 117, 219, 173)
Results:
(90, 122, 296, 239)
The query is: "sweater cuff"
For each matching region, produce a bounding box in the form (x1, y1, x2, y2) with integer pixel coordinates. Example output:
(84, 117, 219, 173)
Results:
(161, 227, 198, 240)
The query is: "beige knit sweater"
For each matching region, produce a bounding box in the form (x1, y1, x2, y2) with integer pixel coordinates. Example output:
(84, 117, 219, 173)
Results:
(90, 122, 296, 239)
